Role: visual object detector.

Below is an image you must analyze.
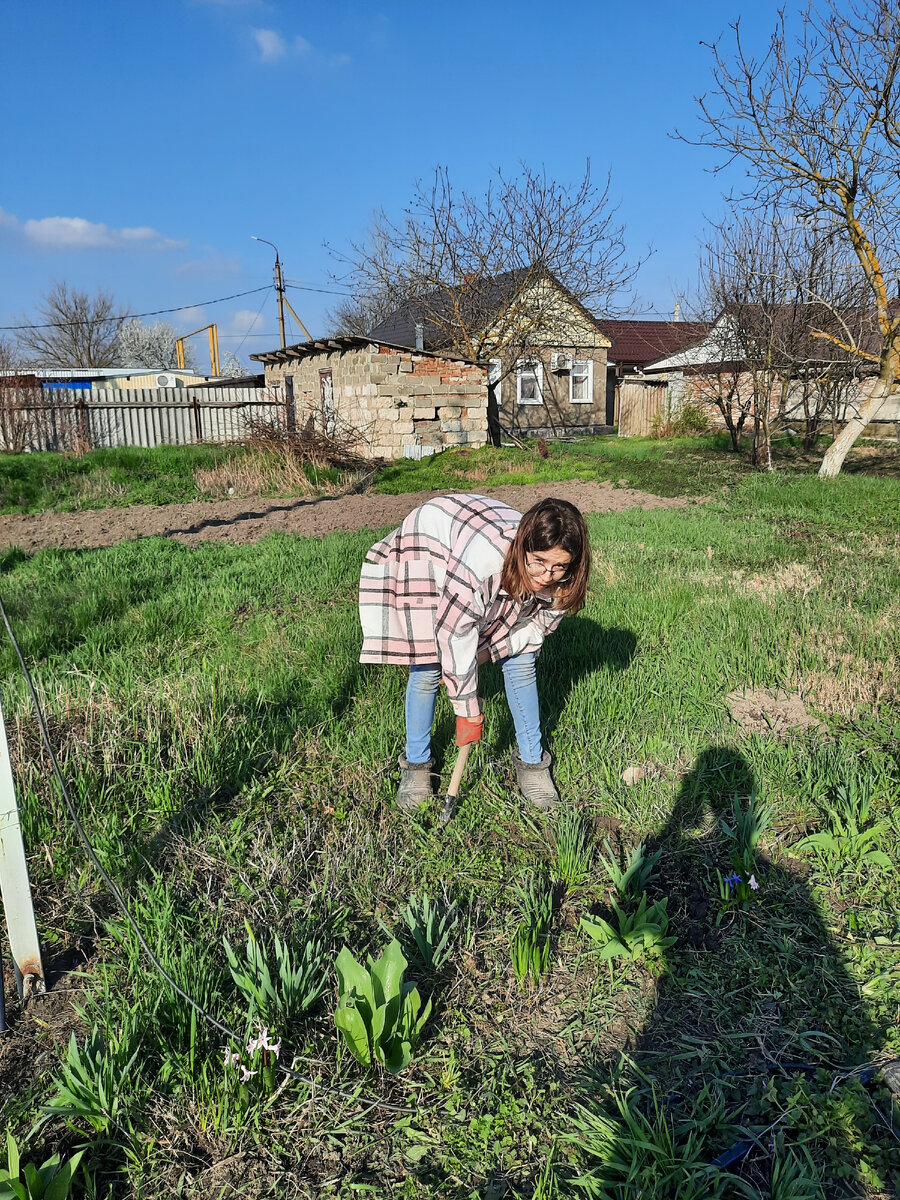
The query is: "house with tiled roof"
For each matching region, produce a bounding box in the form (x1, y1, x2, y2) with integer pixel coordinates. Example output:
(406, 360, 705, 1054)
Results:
(368, 268, 613, 439)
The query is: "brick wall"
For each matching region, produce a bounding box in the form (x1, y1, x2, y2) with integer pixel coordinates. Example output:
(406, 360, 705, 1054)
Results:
(261, 344, 489, 459)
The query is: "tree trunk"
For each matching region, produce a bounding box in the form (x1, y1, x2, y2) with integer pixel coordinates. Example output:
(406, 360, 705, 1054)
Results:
(818, 373, 893, 478)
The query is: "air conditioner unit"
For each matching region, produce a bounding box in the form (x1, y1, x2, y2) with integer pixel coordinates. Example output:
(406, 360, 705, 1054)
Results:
(156, 373, 180, 388)
(550, 353, 573, 372)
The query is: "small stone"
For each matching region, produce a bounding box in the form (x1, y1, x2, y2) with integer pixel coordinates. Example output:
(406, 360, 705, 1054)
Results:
(621, 766, 645, 786)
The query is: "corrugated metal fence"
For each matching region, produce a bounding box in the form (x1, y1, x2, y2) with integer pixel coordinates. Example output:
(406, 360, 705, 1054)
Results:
(0, 387, 285, 452)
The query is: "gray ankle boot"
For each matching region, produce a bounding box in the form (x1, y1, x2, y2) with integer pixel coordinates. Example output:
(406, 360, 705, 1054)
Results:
(396, 755, 435, 812)
(514, 750, 561, 808)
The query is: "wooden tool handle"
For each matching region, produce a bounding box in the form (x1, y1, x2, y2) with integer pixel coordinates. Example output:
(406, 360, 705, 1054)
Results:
(447, 741, 472, 798)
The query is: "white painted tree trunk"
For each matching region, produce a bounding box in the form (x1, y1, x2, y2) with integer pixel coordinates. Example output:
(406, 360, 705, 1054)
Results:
(818, 377, 892, 478)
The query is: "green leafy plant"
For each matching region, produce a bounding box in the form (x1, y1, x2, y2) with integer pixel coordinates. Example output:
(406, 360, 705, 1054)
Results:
(399, 892, 458, 973)
(719, 793, 770, 865)
(581, 894, 675, 963)
(767, 1147, 825, 1200)
(42, 1029, 138, 1138)
(553, 809, 594, 890)
(0, 1133, 83, 1200)
(795, 771, 891, 869)
(224, 924, 327, 1024)
(569, 1083, 727, 1199)
(510, 872, 554, 987)
(334, 938, 431, 1073)
(598, 839, 661, 901)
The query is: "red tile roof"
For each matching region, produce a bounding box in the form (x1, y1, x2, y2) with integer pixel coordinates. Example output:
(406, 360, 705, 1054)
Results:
(601, 320, 711, 368)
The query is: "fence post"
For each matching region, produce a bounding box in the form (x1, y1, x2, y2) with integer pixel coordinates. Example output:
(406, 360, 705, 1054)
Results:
(0, 689, 45, 1002)
(284, 377, 296, 433)
(192, 393, 203, 442)
(76, 392, 91, 449)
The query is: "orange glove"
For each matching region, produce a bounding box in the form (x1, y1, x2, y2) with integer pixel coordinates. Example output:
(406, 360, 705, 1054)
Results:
(456, 714, 484, 747)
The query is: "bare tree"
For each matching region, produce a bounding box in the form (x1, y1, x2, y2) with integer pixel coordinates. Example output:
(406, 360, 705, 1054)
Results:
(690, 0, 900, 477)
(693, 212, 871, 462)
(16, 282, 125, 369)
(116, 319, 197, 370)
(332, 162, 642, 363)
(326, 289, 397, 338)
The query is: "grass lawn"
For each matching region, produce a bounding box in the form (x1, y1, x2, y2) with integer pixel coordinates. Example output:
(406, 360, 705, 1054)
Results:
(0, 443, 351, 513)
(2, 431, 898, 512)
(0, 465, 899, 1196)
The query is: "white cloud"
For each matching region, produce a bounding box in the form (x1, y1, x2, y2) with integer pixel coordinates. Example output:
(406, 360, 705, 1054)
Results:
(176, 306, 208, 329)
(0, 207, 185, 252)
(229, 308, 266, 335)
(252, 27, 286, 61)
(251, 27, 344, 66)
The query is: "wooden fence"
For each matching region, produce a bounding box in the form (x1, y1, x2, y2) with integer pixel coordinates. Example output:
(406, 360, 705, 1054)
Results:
(0, 387, 286, 453)
(617, 378, 669, 437)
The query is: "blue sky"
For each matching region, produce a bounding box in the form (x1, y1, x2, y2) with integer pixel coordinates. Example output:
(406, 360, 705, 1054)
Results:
(1, 0, 787, 369)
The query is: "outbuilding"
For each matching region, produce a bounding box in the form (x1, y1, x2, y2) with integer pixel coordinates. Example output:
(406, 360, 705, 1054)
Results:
(251, 335, 489, 460)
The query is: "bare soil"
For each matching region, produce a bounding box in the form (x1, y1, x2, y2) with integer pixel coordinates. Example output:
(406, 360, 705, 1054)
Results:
(726, 687, 821, 738)
(0, 482, 690, 552)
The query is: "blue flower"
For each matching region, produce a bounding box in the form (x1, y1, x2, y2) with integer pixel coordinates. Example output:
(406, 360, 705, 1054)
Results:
(723, 872, 742, 888)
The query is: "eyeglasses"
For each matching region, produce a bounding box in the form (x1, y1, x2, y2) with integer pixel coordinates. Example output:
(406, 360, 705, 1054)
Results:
(525, 554, 571, 580)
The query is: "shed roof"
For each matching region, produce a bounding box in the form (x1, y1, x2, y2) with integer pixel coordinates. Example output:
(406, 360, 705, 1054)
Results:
(250, 334, 478, 366)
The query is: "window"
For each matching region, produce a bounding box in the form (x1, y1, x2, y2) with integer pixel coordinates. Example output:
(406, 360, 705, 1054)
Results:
(570, 359, 594, 404)
(516, 357, 544, 405)
(488, 358, 502, 406)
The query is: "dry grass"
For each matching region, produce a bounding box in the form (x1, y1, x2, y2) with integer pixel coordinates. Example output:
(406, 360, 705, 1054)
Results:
(732, 562, 822, 600)
(801, 650, 900, 715)
(193, 448, 368, 500)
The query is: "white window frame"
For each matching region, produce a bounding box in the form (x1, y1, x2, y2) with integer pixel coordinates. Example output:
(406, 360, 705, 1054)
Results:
(516, 356, 544, 405)
(488, 357, 502, 407)
(569, 358, 594, 404)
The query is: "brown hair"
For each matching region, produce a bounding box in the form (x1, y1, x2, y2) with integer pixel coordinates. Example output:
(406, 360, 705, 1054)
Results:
(500, 498, 591, 613)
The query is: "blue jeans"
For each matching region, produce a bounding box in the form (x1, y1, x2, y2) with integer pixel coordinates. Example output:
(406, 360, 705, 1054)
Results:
(405, 652, 543, 764)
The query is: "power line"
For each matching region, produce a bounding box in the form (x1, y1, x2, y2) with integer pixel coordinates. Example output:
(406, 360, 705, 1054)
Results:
(0, 590, 414, 1116)
(0, 286, 272, 333)
(284, 281, 353, 297)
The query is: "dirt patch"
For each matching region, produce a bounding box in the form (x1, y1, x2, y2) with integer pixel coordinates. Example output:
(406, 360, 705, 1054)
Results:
(0, 482, 691, 553)
(726, 687, 821, 738)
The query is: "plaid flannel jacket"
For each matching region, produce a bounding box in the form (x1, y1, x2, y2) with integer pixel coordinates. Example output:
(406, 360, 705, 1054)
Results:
(358, 494, 564, 718)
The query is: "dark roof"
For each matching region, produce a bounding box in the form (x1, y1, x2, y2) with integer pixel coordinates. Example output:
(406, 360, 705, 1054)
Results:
(192, 373, 266, 388)
(601, 320, 712, 368)
(367, 267, 609, 350)
(250, 334, 477, 366)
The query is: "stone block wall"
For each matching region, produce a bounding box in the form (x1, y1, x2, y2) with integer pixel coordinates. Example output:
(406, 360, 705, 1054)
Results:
(261, 344, 489, 460)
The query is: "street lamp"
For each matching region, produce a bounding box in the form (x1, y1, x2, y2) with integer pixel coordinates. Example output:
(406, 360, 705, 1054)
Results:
(251, 235, 286, 349)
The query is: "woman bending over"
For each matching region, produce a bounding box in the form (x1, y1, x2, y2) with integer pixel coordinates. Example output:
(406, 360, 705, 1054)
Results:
(358, 493, 590, 811)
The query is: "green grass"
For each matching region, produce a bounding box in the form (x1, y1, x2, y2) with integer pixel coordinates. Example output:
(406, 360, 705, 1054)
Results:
(0, 444, 350, 513)
(4, 431, 897, 514)
(0, 470, 898, 1197)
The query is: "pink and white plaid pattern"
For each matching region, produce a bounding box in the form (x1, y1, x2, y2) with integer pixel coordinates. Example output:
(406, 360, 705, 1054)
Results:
(359, 494, 563, 718)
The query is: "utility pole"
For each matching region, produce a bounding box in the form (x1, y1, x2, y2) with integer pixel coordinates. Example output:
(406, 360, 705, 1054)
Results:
(251, 236, 287, 349)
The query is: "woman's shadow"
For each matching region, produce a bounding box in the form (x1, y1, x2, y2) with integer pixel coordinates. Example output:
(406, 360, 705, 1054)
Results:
(472, 616, 637, 759)
(623, 744, 893, 1189)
